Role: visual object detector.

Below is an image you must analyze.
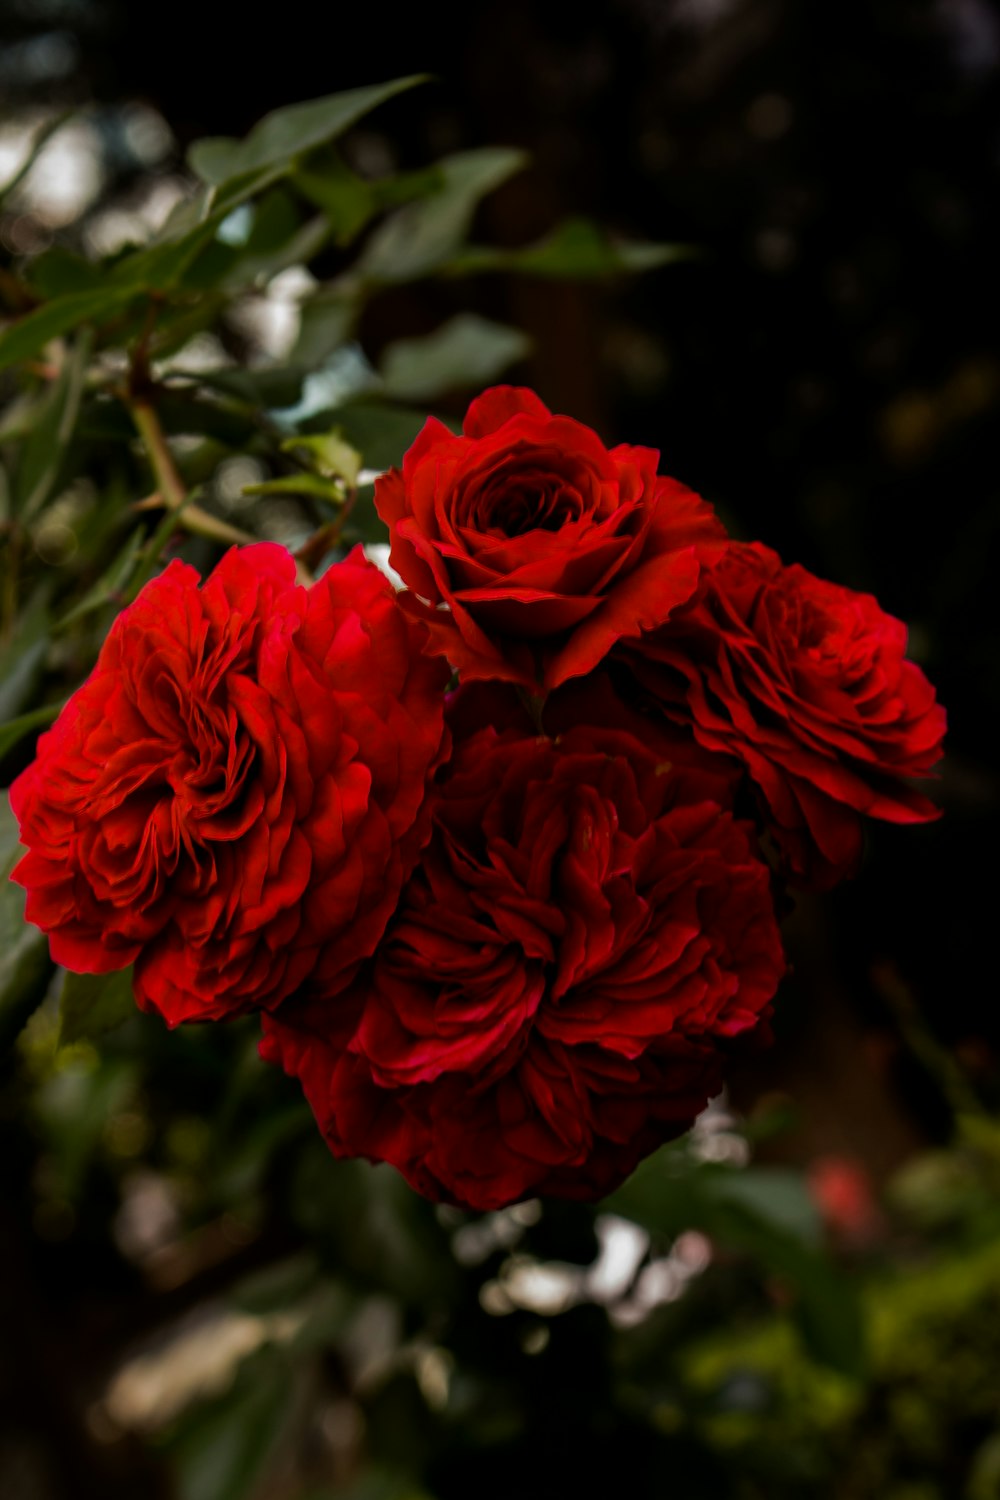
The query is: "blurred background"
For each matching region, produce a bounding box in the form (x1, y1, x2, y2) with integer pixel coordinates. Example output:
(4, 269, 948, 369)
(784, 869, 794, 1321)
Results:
(0, 1, 998, 1496)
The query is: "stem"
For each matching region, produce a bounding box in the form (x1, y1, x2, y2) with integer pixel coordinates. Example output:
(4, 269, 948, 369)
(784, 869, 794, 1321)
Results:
(129, 400, 187, 512)
(873, 961, 985, 1122)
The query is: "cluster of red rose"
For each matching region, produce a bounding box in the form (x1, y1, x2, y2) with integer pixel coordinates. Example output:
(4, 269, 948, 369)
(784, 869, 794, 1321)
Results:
(10, 388, 945, 1211)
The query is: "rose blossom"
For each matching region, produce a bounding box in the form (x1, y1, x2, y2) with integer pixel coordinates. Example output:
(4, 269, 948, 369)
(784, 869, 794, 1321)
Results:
(373, 385, 723, 691)
(617, 541, 946, 889)
(9, 544, 448, 1025)
(261, 681, 785, 1210)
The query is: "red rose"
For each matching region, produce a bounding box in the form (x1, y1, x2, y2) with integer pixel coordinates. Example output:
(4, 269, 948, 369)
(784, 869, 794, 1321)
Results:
(261, 682, 784, 1210)
(373, 385, 723, 691)
(618, 541, 946, 889)
(9, 544, 448, 1025)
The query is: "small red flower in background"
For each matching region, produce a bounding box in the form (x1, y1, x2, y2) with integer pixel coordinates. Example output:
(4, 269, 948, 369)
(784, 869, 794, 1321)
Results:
(9, 545, 448, 1025)
(374, 386, 723, 692)
(261, 681, 785, 1211)
(618, 541, 946, 889)
(808, 1154, 882, 1246)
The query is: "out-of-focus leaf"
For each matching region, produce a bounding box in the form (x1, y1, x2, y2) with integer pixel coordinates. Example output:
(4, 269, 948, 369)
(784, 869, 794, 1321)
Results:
(294, 155, 376, 245)
(0, 586, 51, 721)
(27, 246, 108, 300)
(380, 314, 531, 400)
(699, 1166, 824, 1248)
(343, 491, 391, 547)
(217, 188, 330, 289)
(0, 798, 52, 1049)
(290, 1146, 457, 1305)
(167, 1352, 299, 1500)
(608, 1158, 866, 1377)
(13, 332, 91, 516)
(186, 365, 310, 411)
(332, 399, 442, 471)
(0, 288, 138, 373)
(290, 288, 358, 365)
(106, 164, 289, 294)
(59, 965, 136, 1045)
(357, 147, 528, 284)
(54, 528, 144, 633)
(328, 1471, 439, 1500)
(445, 217, 696, 279)
(188, 77, 427, 187)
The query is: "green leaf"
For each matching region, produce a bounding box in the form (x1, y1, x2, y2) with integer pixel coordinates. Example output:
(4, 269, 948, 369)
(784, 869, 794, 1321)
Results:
(188, 76, 428, 187)
(0, 584, 52, 724)
(294, 154, 377, 245)
(357, 147, 529, 284)
(0, 798, 52, 1050)
(289, 288, 358, 366)
(58, 965, 136, 1046)
(281, 430, 362, 485)
(445, 217, 696, 279)
(55, 526, 146, 630)
(607, 1157, 866, 1378)
(342, 490, 391, 547)
(13, 331, 92, 517)
(106, 165, 288, 295)
(215, 188, 331, 290)
(27, 246, 109, 300)
(332, 399, 441, 471)
(0, 291, 133, 375)
(168, 1352, 299, 1500)
(380, 313, 531, 400)
(243, 472, 344, 502)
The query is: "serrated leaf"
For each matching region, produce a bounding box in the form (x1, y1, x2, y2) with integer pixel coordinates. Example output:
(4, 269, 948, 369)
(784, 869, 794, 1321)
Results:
(380, 313, 531, 400)
(357, 147, 529, 284)
(187, 76, 427, 187)
(59, 965, 136, 1045)
(446, 217, 696, 279)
